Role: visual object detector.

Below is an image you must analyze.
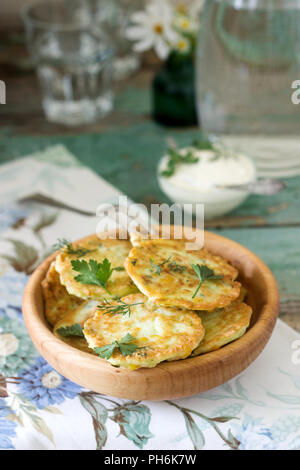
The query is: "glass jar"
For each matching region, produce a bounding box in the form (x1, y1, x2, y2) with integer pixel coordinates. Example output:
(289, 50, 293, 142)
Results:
(196, 0, 300, 177)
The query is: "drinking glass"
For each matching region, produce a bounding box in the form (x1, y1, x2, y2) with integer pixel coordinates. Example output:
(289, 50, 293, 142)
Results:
(196, 0, 300, 177)
(88, 0, 144, 80)
(22, 0, 114, 126)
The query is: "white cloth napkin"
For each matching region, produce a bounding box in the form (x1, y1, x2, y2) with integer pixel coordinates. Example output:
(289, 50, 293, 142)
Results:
(0, 144, 122, 212)
(0, 145, 299, 450)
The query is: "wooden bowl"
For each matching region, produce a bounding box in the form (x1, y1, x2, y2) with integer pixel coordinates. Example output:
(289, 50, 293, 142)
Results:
(22, 227, 279, 400)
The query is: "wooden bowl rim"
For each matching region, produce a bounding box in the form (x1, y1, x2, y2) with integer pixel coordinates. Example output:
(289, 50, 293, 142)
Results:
(22, 227, 279, 398)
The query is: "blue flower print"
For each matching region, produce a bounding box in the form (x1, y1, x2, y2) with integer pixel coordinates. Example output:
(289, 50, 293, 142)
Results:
(0, 269, 28, 311)
(0, 203, 30, 233)
(0, 399, 16, 449)
(231, 414, 276, 450)
(18, 357, 81, 409)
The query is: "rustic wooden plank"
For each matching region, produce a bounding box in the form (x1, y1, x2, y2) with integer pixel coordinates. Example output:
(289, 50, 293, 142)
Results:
(213, 226, 300, 331)
(0, 122, 299, 229)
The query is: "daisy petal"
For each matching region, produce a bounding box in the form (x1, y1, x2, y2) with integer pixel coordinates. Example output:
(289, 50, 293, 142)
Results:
(154, 37, 170, 60)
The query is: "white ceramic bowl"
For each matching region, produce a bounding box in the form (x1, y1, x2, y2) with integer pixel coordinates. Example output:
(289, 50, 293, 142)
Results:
(157, 156, 256, 219)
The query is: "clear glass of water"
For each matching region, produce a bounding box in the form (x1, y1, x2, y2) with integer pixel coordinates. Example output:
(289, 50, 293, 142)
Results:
(88, 0, 144, 80)
(196, 0, 300, 177)
(22, 0, 114, 126)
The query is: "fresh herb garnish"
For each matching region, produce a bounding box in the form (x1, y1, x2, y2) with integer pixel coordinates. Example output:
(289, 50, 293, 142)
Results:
(94, 333, 140, 359)
(56, 323, 84, 337)
(98, 298, 144, 316)
(160, 147, 198, 178)
(192, 139, 214, 151)
(53, 238, 95, 258)
(191, 264, 224, 299)
(71, 258, 124, 295)
(150, 257, 171, 275)
(168, 261, 185, 273)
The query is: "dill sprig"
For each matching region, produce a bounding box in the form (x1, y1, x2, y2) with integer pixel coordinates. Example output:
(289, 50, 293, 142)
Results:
(53, 238, 95, 258)
(98, 298, 144, 316)
(150, 257, 171, 275)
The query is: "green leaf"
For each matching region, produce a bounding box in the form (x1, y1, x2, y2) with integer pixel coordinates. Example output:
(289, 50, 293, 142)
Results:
(2, 239, 38, 274)
(191, 264, 224, 298)
(56, 323, 84, 338)
(32, 211, 58, 233)
(96, 258, 113, 286)
(182, 411, 205, 450)
(118, 334, 139, 356)
(79, 394, 108, 450)
(192, 138, 214, 150)
(210, 415, 238, 423)
(53, 238, 95, 257)
(71, 258, 112, 294)
(10, 393, 55, 446)
(94, 342, 117, 360)
(266, 391, 300, 405)
(227, 429, 240, 449)
(93, 333, 140, 359)
(160, 146, 199, 178)
(111, 403, 153, 449)
(43, 406, 63, 415)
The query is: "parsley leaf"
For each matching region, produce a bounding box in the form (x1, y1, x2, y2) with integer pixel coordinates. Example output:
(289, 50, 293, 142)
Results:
(56, 323, 84, 337)
(71, 258, 124, 295)
(191, 264, 224, 299)
(94, 342, 117, 360)
(160, 147, 198, 178)
(93, 333, 140, 359)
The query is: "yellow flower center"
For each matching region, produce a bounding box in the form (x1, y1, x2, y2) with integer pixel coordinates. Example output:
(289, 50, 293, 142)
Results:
(180, 18, 190, 30)
(178, 40, 188, 51)
(153, 23, 164, 35)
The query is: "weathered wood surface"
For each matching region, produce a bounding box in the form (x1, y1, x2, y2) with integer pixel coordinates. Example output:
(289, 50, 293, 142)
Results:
(0, 29, 299, 331)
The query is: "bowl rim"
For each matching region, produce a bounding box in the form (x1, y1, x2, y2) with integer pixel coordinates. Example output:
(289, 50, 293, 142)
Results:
(22, 227, 280, 400)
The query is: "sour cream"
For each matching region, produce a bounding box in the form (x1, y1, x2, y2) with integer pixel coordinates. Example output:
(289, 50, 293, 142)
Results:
(158, 148, 256, 219)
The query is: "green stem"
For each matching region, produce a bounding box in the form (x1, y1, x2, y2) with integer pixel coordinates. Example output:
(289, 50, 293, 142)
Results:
(80, 391, 119, 407)
(192, 281, 202, 299)
(166, 401, 239, 450)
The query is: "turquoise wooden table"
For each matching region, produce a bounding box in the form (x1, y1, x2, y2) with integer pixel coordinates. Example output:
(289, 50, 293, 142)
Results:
(0, 38, 299, 332)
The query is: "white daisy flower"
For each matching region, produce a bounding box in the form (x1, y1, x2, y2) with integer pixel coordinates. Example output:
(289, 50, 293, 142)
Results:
(174, 36, 191, 54)
(173, 14, 196, 34)
(126, 1, 177, 59)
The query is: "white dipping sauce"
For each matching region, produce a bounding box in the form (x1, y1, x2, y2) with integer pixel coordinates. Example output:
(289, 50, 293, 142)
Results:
(158, 148, 256, 219)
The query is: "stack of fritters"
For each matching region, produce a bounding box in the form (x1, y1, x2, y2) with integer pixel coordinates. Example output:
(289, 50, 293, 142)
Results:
(42, 233, 252, 370)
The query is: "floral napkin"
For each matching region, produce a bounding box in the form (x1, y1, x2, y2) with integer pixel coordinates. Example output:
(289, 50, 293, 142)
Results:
(0, 146, 300, 450)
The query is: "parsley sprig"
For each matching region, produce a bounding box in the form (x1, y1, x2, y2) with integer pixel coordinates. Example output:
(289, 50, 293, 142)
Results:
(98, 298, 144, 316)
(53, 238, 95, 258)
(94, 333, 141, 359)
(191, 264, 224, 299)
(56, 323, 84, 337)
(160, 147, 198, 178)
(71, 258, 125, 295)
